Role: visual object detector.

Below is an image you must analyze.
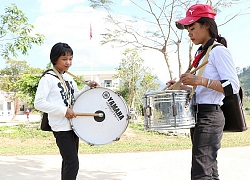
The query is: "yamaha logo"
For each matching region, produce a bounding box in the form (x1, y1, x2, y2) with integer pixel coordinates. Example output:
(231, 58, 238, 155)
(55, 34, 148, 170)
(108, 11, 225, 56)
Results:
(102, 91, 110, 99)
(102, 91, 124, 121)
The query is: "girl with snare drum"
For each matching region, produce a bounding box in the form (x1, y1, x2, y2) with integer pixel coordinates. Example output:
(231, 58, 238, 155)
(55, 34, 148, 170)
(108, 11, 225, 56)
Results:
(173, 4, 240, 180)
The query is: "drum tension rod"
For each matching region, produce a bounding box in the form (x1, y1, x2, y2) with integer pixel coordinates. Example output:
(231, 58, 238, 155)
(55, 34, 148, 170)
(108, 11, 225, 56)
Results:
(172, 93, 177, 117)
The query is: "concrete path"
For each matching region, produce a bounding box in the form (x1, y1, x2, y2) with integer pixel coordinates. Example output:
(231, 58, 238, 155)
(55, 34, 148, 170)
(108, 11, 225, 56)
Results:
(0, 146, 249, 180)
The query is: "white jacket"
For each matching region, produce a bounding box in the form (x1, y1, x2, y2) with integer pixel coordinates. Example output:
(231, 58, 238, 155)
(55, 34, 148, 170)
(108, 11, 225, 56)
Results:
(34, 71, 88, 131)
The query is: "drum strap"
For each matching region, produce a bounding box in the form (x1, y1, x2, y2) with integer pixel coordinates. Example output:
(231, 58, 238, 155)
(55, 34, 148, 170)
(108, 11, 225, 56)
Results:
(52, 67, 71, 108)
(66, 71, 90, 86)
(189, 42, 215, 99)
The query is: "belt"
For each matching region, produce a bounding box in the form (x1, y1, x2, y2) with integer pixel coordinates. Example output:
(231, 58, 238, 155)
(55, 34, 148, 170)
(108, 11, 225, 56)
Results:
(192, 104, 220, 114)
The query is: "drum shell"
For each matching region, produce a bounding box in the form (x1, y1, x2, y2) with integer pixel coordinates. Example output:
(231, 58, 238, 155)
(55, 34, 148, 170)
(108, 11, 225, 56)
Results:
(70, 87, 129, 145)
(143, 90, 195, 130)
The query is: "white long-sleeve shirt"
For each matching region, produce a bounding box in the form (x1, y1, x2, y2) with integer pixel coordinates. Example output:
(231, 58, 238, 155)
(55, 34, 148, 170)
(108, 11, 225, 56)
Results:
(34, 71, 88, 131)
(194, 43, 240, 105)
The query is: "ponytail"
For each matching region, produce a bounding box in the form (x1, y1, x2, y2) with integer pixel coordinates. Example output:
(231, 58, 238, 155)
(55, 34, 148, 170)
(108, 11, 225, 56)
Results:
(216, 34, 227, 47)
(197, 18, 228, 48)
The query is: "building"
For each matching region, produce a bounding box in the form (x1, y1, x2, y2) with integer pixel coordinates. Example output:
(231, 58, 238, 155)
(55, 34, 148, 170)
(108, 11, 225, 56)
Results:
(70, 66, 120, 91)
(0, 67, 120, 120)
(0, 91, 15, 120)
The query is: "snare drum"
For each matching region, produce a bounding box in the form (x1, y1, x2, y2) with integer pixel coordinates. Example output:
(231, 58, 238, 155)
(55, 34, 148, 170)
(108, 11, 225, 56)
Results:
(142, 90, 195, 130)
(70, 87, 129, 146)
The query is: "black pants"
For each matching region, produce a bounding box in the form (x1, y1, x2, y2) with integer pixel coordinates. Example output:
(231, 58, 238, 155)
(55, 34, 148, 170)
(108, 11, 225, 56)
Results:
(190, 104, 225, 180)
(53, 130, 79, 180)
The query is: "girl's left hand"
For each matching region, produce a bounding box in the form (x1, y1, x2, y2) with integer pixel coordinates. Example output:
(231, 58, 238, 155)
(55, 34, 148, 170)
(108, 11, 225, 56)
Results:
(180, 73, 201, 86)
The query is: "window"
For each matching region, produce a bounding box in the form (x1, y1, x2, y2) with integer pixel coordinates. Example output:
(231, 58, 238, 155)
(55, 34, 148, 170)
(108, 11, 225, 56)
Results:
(7, 102, 11, 111)
(104, 80, 112, 87)
(20, 105, 24, 111)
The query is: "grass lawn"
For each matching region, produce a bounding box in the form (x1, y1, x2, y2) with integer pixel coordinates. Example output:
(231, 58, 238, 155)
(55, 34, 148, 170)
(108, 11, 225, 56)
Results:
(0, 115, 249, 155)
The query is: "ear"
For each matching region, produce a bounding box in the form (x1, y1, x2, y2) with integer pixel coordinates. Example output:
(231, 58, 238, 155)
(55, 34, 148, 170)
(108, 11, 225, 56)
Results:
(205, 24, 210, 30)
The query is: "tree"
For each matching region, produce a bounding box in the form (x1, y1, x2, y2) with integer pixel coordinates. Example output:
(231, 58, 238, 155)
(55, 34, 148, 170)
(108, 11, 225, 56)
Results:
(114, 48, 160, 110)
(15, 74, 41, 109)
(0, 59, 42, 119)
(0, 3, 45, 59)
(90, 0, 249, 79)
(238, 66, 250, 98)
(15, 69, 87, 111)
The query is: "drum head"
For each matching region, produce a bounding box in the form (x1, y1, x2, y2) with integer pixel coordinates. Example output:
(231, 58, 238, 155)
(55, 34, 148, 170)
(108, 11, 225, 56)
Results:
(71, 87, 129, 145)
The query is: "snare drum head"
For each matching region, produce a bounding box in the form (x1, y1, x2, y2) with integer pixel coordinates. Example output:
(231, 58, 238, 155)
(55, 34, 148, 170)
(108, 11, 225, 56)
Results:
(71, 87, 129, 145)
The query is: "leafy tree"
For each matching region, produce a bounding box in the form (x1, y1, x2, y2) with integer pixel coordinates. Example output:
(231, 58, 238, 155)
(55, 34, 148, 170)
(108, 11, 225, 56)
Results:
(0, 3, 45, 59)
(114, 48, 160, 110)
(0, 59, 43, 119)
(140, 71, 160, 95)
(15, 67, 87, 111)
(89, 0, 113, 10)
(15, 74, 41, 108)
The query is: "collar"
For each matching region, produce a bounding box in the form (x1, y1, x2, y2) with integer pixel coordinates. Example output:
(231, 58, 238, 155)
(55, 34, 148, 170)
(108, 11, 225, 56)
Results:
(197, 38, 215, 51)
(193, 38, 215, 67)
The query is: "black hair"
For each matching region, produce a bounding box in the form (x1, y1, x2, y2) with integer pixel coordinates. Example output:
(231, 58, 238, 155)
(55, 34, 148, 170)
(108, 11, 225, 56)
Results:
(50, 42, 73, 65)
(196, 18, 227, 47)
(41, 42, 73, 77)
(184, 18, 227, 47)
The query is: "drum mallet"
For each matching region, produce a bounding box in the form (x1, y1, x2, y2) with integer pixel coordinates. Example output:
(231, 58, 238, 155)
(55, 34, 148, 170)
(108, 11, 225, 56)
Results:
(75, 113, 104, 117)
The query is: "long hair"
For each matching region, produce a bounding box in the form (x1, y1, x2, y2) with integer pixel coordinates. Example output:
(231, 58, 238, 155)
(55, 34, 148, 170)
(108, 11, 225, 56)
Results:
(196, 17, 227, 47)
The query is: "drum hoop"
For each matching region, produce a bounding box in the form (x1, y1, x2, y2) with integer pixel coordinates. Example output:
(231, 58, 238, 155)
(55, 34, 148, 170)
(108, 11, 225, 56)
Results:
(143, 90, 191, 97)
(71, 87, 129, 145)
(73, 87, 128, 109)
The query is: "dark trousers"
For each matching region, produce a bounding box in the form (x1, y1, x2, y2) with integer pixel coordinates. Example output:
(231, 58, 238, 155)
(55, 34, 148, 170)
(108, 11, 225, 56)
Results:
(190, 104, 225, 180)
(53, 130, 79, 180)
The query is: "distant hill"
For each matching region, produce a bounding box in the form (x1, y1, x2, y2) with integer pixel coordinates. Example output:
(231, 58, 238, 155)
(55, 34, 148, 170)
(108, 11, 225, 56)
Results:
(238, 66, 250, 97)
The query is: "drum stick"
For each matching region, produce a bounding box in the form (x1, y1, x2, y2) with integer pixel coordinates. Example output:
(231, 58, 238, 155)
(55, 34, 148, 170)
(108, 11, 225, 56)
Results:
(162, 77, 176, 90)
(189, 60, 208, 74)
(168, 65, 193, 90)
(168, 60, 208, 90)
(168, 80, 182, 90)
(75, 113, 104, 117)
(66, 71, 90, 86)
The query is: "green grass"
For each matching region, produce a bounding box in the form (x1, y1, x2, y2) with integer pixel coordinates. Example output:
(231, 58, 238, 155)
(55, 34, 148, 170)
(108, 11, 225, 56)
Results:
(0, 115, 249, 155)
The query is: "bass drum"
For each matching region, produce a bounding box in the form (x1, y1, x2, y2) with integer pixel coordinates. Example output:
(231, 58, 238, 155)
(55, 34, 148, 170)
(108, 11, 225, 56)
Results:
(70, 87, 129, 146)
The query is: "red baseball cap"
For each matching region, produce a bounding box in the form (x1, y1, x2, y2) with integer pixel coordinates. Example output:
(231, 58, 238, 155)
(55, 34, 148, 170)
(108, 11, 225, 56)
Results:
(176, 4, 216, 29)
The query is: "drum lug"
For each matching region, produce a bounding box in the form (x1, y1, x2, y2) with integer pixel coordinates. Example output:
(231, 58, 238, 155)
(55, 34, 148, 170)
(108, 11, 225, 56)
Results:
(144, 106, 151, 117)
(172, 104, 177, 116)
(172, 93, 177, 116)
(115, 92, 122, 97)
(114, 137, 120, 141)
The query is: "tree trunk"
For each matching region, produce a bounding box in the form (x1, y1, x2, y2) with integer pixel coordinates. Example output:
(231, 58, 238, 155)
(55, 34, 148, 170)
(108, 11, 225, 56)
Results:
(11, 97, 19, 121)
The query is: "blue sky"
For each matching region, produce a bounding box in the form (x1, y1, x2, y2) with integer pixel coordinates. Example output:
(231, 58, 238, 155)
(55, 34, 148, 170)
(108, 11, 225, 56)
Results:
(0, 0, 250, 82)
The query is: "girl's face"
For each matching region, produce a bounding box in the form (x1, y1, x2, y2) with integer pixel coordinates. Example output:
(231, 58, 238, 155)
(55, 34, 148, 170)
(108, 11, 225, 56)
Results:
(54, 53, 73, 73)
(187, 22, 211, 47)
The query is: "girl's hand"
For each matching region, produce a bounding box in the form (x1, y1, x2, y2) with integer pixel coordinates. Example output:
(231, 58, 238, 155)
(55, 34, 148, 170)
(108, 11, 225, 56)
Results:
(162, 78, 177, 90)
(65, 108, 76, 120)
(88, 81, 100, 87)
(180, 73, 201, 86)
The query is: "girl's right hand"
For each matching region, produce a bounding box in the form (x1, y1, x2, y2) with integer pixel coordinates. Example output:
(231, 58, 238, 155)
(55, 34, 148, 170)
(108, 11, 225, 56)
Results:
(65, 108, 76, 120)
(167, 80, 177, 88)
(162, 80, 177, 90)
